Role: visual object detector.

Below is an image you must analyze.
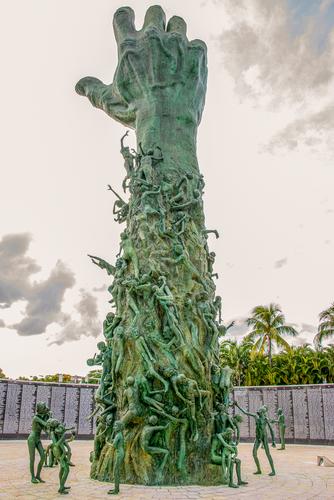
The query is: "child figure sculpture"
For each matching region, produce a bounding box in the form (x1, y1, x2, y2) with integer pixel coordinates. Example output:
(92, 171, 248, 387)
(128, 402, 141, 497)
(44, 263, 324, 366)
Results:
(107, 420, 125, 495)
(218, 428, 248, 488)
(50, 420, 76, 494)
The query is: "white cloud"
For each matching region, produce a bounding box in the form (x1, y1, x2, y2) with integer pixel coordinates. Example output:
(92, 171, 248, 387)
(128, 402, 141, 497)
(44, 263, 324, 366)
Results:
(11, 260, 75, 335)
(266, 104, 334, 154)
(49, 289, 101, 346)
(0, 233, 41, 308)
(216, 0, 334, 153)
(274, 257, 288, 269)
(0, 233, 101, 344)
(218, 0, 334, 102)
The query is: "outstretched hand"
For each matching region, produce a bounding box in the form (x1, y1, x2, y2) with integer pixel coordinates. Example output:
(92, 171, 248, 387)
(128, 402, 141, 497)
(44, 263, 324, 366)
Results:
(76, 5, 207, 130)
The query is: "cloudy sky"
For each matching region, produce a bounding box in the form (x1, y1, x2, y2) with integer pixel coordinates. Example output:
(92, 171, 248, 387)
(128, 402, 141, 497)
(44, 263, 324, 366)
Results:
(1, 0, 334, 378)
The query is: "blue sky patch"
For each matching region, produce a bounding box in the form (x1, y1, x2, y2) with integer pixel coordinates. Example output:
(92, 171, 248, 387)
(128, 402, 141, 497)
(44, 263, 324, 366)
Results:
(287, 0, 334, 51)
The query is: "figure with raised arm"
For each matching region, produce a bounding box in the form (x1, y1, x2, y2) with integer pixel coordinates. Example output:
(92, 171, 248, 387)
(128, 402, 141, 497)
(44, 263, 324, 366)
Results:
(261, 405, 276, 448)
(234, 402, 276, 476)
(88, 254, 116, 276)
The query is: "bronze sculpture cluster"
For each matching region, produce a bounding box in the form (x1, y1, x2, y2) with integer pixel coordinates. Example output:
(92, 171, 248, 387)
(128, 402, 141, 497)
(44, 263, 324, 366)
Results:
(27, 402, 75, 494)
(28, 396, 286, 494)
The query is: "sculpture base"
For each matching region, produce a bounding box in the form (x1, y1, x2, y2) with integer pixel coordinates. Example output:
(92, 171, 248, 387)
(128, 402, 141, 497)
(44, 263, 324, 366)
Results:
(90, 437, 223, 486)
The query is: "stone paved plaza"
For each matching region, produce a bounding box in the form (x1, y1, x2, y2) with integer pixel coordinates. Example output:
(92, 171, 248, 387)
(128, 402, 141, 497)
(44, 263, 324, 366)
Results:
(1, 441, 334, 499)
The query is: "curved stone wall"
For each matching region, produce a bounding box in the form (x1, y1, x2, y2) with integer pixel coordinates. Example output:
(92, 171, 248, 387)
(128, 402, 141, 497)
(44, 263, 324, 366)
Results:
(1, 380, 333, 444)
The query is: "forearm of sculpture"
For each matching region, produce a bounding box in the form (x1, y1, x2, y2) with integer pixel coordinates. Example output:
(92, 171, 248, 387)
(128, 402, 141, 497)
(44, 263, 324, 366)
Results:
(217, 434, 234, 452)
(136, 111, 199, 175)
(172, 380, 191, 404)
(34, 415, 49, 428)
(267, 421, 275, 441)
(51, 431, 57, 445)
(235, 403, 255, 418)
(236, 426, 240, 444)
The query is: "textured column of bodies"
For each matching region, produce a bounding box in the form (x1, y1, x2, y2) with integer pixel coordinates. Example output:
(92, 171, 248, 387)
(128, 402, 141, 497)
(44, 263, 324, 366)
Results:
(89, 136, 222, 485)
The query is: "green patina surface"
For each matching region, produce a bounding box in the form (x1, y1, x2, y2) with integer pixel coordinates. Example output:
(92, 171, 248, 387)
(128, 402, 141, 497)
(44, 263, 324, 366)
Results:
(76, 5, 245, 487)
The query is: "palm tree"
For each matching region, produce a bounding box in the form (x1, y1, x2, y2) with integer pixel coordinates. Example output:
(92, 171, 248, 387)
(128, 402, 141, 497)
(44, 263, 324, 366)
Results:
(245, 303, 298, 365)
(314, 303, 334, 348)
(220, 339, 253, 386)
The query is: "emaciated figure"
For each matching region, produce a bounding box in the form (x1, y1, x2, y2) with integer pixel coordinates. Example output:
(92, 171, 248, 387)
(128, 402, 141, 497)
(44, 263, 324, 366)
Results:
(107, 420, 125, 495)
(50, 420, 76, 494)
(275, 408, 286, 450)
(140, 415, 169, 484)
(218, 428, 248, 488)
(27, 401, 50, 484)
(235, 402, 276, 476)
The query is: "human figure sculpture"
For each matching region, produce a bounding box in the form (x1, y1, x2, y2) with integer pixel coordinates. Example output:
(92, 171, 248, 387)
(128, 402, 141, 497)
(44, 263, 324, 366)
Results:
(121, 277, 140, 318)
(108, 185, 129, 223)
(119, 232, 139, 278)
(214, 403, 237, 437)
(235, 402, 276, 476)
(219, 366, 234, 406)
(140, 415, 169, 484)
(94, 415, 107, 461)
(88, 254, 116, 275)
(120, 130, 135, 177)
(168, 406, 188, 475)
(111, 325, 125, 381)
(49, 420, 76, 494)
(103, 312, 118, 340)
(152, 282, 185, 347)
(275, 408, 286, 450)
(90, 384, 116, 420)
(108, 259, 127, 310)
(120, 376, 143, 426)
(47, 419, 76, 466)
(172, 210, 191, 236)
(261, 405, 276, 448)
(107, 421, 125, 495)
(232, 414, 243, 445)
(27, 401, 50, 484)
(94, 408, 116, 460)
(196, 293, 219, 346)
(162, 243, 205, 290)
(137, 373, 165, 412)
(170, 373, 209, 442)
(211, 364, 225, 403)
(44, 441, 57, 468)
(207, 251, 216, 275)
(87, 341, 112, 396)
(218, 429, 248, 488)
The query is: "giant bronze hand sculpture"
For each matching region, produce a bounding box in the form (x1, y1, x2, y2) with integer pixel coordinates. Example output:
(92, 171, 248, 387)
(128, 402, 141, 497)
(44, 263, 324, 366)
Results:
(76, 5, 207, 174)
(76, 5, 229, 487)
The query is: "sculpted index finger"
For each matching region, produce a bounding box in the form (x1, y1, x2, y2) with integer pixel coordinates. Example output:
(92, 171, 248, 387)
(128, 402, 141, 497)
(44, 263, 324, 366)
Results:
(113, 6, 136, 46)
